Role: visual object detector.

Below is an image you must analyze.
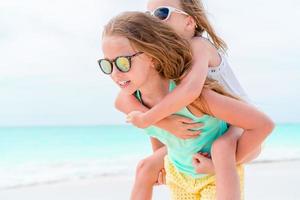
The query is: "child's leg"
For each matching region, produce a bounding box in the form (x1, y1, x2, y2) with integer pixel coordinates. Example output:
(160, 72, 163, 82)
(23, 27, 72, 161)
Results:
(130, 146, 167, 200)
(211, 127, 241, 200)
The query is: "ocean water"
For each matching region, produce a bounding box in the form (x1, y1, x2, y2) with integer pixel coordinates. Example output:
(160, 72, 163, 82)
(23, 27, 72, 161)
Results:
(0, 124, 299, 190)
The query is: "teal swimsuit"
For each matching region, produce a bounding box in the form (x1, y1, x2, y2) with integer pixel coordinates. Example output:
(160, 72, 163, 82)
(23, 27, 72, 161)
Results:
(135, 81, 228, 178)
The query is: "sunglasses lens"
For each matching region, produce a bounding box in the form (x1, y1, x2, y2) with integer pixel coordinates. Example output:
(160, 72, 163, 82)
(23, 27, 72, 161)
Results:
(154, 7, 169, 20)
(116, 57, 130, 72)
(99, 59, 112, 74)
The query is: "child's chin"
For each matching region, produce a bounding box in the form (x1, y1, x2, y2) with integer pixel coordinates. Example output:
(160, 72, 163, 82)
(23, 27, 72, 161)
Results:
(121, 88, 136, 95)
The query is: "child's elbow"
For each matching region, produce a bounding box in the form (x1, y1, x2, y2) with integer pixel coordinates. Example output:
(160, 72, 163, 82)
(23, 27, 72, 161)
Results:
(262, 116, 275, 136)
(267, 119, 275, 133)
(187, 83, 202, 100)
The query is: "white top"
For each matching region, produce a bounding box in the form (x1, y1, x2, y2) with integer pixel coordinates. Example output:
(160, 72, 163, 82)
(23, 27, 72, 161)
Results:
(207, 53, 250, 102)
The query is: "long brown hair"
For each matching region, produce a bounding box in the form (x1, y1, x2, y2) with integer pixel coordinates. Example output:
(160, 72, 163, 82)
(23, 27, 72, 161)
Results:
(103, 11, 193, 83)
(180, 0, 227, 52)
(103, 12, 237, 115)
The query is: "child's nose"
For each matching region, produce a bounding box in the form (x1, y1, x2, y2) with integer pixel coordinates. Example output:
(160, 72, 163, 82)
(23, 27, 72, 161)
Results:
(111, 64, 122, 78)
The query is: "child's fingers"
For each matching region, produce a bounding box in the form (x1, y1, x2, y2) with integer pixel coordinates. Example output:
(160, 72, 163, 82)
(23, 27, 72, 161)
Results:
(181, 129, 199, 135)
(185, 130, 201, 137)
(193, 153, 203, 160)
(162, 171, 166, 184)
(156, 171, 163, 185)
(193, 152, 209, 160)
(157, 169, 166, 185)
(198, 151, 211, 157)
(161, 169, 166, 185)
(192, 158, 199, 166)
(201, 152, 211, 158)
(187, 129, 201, 134)
(175, 130, 200, 139)
(188, 122, 204, 129)
(192, 154, 201, 162)
(182, 135, 198, 140)
(177, 116, 194, 124)
(183, 125, 203, 134)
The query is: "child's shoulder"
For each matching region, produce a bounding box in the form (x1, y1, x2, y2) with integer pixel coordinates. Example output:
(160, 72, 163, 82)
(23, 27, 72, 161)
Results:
(191, 37, 218, 58)
(191, 37, 217, 51)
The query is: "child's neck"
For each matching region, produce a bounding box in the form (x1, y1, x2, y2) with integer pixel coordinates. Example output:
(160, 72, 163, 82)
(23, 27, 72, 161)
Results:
(138, 75, 169, 108)
(181, 30, 194, 43)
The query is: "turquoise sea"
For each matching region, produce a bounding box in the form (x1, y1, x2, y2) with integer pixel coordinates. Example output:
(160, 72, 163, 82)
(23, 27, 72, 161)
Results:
(0, 124, 299, 190)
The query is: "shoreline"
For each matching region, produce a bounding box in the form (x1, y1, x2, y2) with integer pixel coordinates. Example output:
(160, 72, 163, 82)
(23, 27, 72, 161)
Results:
(2, 158, 300, 191)
(0, 160, 299, 200)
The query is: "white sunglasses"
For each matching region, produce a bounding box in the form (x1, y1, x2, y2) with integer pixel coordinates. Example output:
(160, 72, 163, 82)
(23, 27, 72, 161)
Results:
(147, 6, 189, 21)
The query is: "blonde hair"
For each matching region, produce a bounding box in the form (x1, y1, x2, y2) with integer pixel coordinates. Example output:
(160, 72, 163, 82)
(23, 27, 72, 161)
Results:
(180, 0, 227, 52)
(103, 12, 238, 115)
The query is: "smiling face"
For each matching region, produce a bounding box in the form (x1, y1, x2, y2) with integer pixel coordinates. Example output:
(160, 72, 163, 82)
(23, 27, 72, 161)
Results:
(101, 35, 154, 95)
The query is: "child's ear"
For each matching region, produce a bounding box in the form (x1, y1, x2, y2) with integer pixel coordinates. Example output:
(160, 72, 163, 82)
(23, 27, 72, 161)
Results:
(150, 59, 156, 68)
(149, 57, 157, 68)
(185, 16, 197, 31)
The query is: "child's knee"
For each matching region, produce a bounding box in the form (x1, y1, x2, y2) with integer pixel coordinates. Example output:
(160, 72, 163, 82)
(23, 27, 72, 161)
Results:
(136, 158, 151, 174)
(135, 158, 159, 183)
(211, 136, 236, 157)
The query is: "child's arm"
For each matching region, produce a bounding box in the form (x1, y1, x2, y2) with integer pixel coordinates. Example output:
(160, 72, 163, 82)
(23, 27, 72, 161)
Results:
(127, 39, 210, 128)
(202, 89, 274, 163)
(222, 126, 262, 164)
(115, 91, 202, 139)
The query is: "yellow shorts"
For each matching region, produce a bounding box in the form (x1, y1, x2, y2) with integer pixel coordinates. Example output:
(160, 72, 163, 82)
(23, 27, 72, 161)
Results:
(164, 156, 244, 200)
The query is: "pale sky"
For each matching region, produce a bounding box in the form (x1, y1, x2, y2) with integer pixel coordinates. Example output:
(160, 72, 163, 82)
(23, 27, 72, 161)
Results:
(0, 0, 299, 126)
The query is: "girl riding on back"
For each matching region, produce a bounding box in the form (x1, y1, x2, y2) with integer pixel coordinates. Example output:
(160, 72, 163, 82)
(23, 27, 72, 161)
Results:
(114, 0, 258, 199)
(99, 11, 274, 200)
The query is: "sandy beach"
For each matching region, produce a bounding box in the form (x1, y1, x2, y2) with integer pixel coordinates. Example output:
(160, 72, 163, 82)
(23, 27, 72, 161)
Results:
(0, 160, 299, 200)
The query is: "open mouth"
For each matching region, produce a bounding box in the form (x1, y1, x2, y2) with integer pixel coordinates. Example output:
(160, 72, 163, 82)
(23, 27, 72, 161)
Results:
(117, 80, 131, 88)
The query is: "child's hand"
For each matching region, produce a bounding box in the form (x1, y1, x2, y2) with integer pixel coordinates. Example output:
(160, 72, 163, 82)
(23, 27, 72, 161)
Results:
(126, 111, 150, 128)
(192, 152, 215, 174)
(154, 168, 166, 185)
(164, 115, 203, 139)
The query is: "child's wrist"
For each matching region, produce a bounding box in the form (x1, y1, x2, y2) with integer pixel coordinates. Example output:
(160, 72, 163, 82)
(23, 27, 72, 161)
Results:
(142, 112, 155, 127)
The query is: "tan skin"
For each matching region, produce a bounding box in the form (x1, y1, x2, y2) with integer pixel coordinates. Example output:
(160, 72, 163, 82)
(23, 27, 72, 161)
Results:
(104, 34, 270, 200)
(111, 1, 264, 200)
(116, 2, 248, 199)
(127, 0, 222, 128)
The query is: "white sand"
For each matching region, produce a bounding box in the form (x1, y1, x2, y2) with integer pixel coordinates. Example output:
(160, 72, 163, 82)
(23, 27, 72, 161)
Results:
(0, 161, 299, 200)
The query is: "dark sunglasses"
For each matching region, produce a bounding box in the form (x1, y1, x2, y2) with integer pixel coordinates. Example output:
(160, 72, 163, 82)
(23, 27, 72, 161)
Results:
(147, 6, 188, 21)
(98, 52, 143, 75)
